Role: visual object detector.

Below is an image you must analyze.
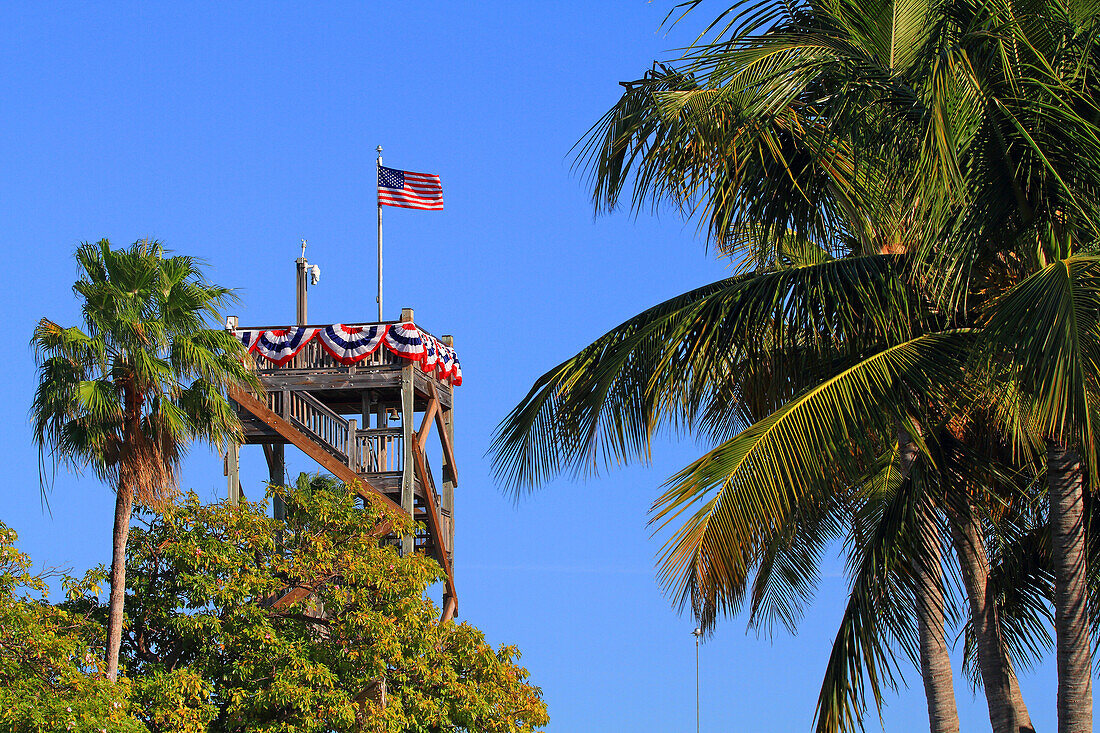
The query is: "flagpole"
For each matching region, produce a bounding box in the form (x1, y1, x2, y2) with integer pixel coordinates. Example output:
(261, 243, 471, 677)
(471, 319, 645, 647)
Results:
(376, 145, 384, 322)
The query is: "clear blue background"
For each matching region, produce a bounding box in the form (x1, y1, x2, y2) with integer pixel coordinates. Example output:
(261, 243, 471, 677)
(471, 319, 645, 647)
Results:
(0, 2, 1064, 730)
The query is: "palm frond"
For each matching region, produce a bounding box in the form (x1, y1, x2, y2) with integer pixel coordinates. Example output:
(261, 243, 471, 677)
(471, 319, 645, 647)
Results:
(651, 331, 972, 628)
(983, 256, 1100, 473)
(491, 255, 917, 491)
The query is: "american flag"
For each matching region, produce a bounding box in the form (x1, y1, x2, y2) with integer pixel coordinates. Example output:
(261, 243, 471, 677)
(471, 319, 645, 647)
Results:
(378, 165, 444, 210)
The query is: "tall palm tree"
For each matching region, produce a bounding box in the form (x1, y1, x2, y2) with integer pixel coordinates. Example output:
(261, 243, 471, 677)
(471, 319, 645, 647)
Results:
(623, 3, 1100, 731)
(31, 239, 259, 681)
(911, 0, 1100, 726)
(494, 0, 1100, 729)
(498, 3, 970, 727)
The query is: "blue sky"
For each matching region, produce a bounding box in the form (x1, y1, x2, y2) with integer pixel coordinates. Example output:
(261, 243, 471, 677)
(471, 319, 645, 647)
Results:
(0, 2, 1063, 730)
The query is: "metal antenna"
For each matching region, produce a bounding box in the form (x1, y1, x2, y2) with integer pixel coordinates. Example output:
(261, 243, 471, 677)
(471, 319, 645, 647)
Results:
(301, 238, 308, 258)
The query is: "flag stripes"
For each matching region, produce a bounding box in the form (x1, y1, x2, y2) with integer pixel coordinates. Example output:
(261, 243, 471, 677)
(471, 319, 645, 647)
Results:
(378, 165, 444, 210)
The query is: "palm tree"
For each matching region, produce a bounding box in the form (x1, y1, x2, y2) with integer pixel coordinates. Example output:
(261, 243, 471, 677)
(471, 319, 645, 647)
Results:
(911, 0, 1100, 726)
(494, 0, 1100, 728)
(498, 4, 972, 728)
(617, 2, 1100, 730)
(984, 259, 1100, 733)
(31, 239, 259, 681)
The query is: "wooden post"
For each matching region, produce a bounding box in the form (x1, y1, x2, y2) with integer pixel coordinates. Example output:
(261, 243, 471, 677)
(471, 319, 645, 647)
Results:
(265, 442, 286, 517)
(399, 307, 416, 555)
(440, 335, 456, 566)
(377, 401, 388, 471)
(227, 442, 240, 505)
(347, 419, 358, 472)
(361, 392, 374, 474)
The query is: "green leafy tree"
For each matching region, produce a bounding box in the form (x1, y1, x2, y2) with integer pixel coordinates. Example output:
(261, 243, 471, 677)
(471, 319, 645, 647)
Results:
(104, 475, 549, 733)
(31, 238, 260, 681)
(0, 522, 145, 733)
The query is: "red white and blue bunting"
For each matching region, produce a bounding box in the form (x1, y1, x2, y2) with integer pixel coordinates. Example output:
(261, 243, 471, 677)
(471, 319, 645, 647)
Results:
(318, 324, 386, 365)
(232, 322, 462, 385)
(383, 322, 426, 360)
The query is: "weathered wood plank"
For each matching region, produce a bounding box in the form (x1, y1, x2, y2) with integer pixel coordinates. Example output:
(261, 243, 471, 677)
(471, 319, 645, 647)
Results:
(411, 441, 456, 604)
(413, 371, 453, 409)
(416, 394, 439, 452)
(429, 382, 458, 487)
(259, 371, 401, 392)
(270, 586, 311, 609)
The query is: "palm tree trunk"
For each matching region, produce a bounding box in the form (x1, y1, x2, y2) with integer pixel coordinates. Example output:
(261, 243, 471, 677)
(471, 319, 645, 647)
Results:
(1047, 440, 1092, 733)
(105, 481, 134, 682)
(916, 505, 961, 733)
(900, 423, 960, 733)
(949, 501, 1034, 733)
(1009, 674, 1032, 731)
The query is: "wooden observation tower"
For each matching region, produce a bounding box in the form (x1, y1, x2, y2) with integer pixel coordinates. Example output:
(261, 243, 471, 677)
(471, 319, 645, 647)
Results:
(224, 255, 460, 620)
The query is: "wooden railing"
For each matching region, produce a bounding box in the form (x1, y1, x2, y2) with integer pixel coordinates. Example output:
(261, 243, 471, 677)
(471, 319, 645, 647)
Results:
(261, 389, 348, 460)
(286, 390, 348, 456)
(349, 429, 404, 474)
(257, 390, 402, 475)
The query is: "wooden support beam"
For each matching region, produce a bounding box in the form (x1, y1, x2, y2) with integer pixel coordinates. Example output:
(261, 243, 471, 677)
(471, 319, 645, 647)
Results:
(416, 394, 439, 452)
(429, 382, 458, 486)
(347, 418, 358, 472)
(271, 586, 311, 609)
(226, 442, 240, 505)
(228, 385, 403, 515)
(399, 363, 416, 555)
(440, 595, 457, 624)
(263, 442, 286, 521)
(435, 380, 456, 564)
(410, 441, 456, 605)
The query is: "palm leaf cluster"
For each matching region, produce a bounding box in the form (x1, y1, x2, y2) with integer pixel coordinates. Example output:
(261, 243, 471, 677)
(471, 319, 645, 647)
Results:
(33, 239, 257, 501)
(492, 0, 1100, 730)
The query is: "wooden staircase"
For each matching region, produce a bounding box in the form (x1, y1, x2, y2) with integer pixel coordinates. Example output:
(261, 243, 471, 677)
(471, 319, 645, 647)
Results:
(229, 384, 455, 607)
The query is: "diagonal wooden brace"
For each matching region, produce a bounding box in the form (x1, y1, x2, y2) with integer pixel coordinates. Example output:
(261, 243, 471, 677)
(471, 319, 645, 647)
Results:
(429, 382, 458, 486)
(410, 440, 457, 607)
(417, 393, 439, 452)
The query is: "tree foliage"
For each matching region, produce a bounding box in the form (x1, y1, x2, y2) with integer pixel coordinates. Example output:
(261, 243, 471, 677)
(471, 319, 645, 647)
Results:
(0, 522, 144, 733)
(0, 476, 547, 733)
(106, 475, 548, 733)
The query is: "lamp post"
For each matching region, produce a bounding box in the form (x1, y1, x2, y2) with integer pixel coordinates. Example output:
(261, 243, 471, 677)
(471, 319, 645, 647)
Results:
(693, 627, 703, 733)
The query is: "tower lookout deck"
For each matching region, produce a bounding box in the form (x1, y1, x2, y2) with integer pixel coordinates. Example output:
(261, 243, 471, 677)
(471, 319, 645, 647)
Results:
(224, 307, 460, 620)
